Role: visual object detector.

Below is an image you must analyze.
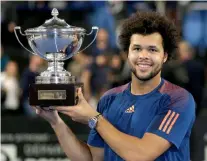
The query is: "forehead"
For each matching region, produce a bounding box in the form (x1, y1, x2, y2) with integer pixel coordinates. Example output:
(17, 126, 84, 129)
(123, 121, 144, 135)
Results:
(130, 33, 163, 47)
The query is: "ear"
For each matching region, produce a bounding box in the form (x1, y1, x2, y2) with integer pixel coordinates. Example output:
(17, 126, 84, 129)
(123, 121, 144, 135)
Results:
(163, 52, 168, 63)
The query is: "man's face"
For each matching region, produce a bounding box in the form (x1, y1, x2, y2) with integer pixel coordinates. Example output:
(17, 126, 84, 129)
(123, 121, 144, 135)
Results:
(178, 41, 192, 61)
(128, 33, 168, 81)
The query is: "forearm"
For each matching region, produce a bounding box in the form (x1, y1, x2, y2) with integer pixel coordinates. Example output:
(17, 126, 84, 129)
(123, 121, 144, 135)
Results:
(52, 121, 92, 161)
(96, 116, 148, 161)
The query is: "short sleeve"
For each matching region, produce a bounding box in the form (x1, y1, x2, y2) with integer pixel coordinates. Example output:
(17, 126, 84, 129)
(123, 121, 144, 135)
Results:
(146, 90, 196, 149)
(87, 97, 106, 148)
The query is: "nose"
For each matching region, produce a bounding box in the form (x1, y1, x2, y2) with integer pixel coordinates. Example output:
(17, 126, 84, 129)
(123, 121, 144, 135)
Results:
(138, 49, 149, 59)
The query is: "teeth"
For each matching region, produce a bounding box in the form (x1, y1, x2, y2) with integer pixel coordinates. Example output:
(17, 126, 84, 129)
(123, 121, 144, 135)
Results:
(138, 64, 151, 68)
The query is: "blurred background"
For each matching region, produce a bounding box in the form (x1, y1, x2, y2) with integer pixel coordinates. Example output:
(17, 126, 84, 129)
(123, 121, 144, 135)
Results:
(1, 1, 207, 161)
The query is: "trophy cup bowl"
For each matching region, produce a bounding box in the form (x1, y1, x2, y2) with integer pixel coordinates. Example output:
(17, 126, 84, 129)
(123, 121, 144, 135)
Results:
(14, 8, 98, 107)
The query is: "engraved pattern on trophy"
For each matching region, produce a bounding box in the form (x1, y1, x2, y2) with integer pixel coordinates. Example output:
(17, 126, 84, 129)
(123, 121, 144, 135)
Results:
(14, 8, 99, 107)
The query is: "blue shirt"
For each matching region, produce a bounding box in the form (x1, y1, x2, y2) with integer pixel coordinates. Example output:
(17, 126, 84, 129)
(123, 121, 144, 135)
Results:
(87, 78, 195, 161)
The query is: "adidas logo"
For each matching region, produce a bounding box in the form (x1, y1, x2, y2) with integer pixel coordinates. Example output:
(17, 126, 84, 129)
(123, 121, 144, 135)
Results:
(125, 105, 135, 113)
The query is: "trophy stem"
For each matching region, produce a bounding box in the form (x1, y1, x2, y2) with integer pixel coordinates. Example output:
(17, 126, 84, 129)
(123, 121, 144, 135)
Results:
(36, 58, 76, 84)
(47, 61, 65, 73)
(54, 54, 58, 77)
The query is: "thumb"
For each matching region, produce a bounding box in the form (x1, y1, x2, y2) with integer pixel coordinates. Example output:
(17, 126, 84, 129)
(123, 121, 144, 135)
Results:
(36, 109, 40, 114)
(77, 87, 84, 99)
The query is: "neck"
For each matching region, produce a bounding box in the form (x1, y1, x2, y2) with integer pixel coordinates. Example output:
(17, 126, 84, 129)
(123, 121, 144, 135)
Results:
(131, 72, 161, 95)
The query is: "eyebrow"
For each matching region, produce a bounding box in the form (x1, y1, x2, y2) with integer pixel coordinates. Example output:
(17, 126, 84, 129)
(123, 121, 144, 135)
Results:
(148, 46, 159, 49)
(132, 44, 159, 49)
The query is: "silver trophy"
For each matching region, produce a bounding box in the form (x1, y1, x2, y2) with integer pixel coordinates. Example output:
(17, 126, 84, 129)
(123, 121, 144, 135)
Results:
(14, 8, 98, 107)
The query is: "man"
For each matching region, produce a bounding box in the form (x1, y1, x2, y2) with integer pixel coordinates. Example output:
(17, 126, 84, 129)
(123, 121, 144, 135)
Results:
(21, 55, 44, 117)
(162, 40, 205, 116)
(177, 41, 205, 116)
(33, 12, 195, 161)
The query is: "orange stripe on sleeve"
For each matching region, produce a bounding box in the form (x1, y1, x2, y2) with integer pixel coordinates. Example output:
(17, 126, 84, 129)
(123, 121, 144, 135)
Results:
(166, 113, 180, 134)
(163, 111, 176, 132)
(159, 110, 172, 130)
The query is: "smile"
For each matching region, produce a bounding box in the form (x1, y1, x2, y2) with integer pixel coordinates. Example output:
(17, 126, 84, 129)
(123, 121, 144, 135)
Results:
(137, 64, 152, 70)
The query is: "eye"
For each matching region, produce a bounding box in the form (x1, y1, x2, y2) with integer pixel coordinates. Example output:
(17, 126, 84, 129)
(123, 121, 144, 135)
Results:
(149, 48, 157, 52)
(134, 48, 141, 51)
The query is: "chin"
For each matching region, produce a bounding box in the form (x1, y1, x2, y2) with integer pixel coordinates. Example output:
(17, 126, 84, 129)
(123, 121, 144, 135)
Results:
(134, 73, 151, 81)
(134, 70, 158, 81)
(131, 64, 162, 81)
(137, 76, 153, 81)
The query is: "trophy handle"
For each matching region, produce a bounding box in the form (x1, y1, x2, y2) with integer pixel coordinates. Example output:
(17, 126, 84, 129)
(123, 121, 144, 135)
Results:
(14, 26, 37, 55)
(78, 26, 99, 53)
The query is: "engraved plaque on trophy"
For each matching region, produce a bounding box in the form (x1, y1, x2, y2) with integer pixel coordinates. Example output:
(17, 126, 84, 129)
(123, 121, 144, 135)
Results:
(14, 8, 98, 107)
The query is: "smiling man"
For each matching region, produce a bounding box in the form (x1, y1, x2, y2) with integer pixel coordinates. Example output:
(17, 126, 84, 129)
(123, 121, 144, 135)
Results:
(34, 12, 195, 161)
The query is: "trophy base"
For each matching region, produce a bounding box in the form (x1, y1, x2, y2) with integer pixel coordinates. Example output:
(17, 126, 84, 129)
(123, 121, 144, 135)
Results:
(29, 83, 83, 107)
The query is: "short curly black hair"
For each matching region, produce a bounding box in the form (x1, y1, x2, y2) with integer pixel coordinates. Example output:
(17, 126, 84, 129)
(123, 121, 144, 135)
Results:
(118, 11, 180, 59)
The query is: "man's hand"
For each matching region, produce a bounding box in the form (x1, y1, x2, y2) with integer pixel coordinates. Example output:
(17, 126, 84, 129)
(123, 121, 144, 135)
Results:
(31, 106, 63, 126)
(31, 89, 100, 161)
(55, 88, 99, 124)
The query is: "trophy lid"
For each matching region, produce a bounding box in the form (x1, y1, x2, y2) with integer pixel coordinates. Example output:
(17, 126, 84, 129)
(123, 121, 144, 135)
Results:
(25, 8, 86, 34)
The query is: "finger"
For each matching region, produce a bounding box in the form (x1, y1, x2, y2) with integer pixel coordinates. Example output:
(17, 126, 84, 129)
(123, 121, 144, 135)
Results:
(44, 106, 56, 111)
(31, 106, 37, 111)
(36, 109, 40, 114)
(31, 106, 41, 114)
(77, 88, 84, 99)
(36, 106, 44, 114)
(43, 107, 50, 111)
(58, 110, 73, 117)
(71, 118, 76, 122)
(56, 106, 75, 112)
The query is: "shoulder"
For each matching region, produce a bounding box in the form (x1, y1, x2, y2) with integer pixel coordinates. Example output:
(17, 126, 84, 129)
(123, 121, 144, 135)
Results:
(102, 83, 129, 97)
(159, 80, 195, 111)
(97, 83, 129, 112)
(159, 79, 192, 99)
